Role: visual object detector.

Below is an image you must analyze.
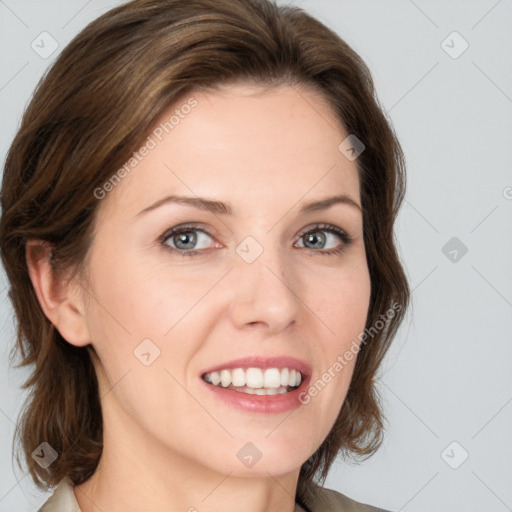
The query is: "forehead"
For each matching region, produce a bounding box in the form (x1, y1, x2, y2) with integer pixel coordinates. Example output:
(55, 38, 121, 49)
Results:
(96, 82, 360, 220)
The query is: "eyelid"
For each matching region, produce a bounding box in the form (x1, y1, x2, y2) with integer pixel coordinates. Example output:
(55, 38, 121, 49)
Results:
(296, 222, 350, 239)
(159, 222, 219, 242)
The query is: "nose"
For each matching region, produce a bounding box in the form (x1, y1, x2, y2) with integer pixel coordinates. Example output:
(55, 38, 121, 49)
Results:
(227, 240, 301, 333)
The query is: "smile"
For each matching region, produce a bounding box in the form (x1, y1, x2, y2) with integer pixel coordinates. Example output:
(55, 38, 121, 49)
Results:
(199, 356, 311, 413)
(202, 367, 302, 395)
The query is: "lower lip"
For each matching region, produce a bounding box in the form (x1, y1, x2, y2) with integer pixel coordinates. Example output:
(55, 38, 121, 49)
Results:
(200, 376, 311, 414)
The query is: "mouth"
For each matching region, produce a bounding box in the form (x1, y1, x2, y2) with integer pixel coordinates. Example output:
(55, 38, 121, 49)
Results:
(199, 356, 311, 414)
(202, 366, 303, 395)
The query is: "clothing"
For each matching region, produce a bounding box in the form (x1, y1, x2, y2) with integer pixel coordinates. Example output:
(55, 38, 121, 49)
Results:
(38, 477, 392, 512)
(300, 484, 392, 512)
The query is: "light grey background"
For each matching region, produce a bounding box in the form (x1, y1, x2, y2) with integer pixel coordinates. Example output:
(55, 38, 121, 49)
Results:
(1, 1, 511, 511)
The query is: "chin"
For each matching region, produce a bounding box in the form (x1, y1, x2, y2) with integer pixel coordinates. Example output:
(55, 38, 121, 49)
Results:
(203, 440, 311, 478)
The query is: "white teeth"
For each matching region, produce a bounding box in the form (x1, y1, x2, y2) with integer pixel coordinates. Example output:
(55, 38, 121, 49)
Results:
(232, 368, 245, 387)
(245, 368, 263, 388)
(202, 367, 303, 391)
(280, 367, 289, 387)
(263, 368, 281, 388)
(220, 369, 231, 388)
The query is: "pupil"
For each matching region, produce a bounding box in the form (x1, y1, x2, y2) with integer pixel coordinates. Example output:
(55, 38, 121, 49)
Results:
(306, 232, 325, 249)
(176, 231, 196, 249)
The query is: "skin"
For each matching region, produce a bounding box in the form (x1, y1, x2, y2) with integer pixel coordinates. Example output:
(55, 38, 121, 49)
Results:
(27, 81, 371, 512)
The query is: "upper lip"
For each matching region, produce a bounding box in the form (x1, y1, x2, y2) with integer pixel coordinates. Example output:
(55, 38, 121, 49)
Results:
(200, 356, 311, 378)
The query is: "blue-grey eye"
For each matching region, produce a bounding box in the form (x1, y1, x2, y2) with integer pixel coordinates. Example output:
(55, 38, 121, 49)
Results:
(296, 227, 346, 251)
(164, 228, 213, 251)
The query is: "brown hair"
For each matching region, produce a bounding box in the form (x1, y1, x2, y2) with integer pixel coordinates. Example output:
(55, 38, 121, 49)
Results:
(0, 0, 410, 500)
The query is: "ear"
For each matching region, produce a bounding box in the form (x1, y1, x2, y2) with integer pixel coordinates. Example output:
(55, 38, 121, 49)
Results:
(25, 239, 91, 347)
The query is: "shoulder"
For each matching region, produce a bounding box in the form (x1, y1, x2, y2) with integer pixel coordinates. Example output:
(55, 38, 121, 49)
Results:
(301, 484, 393, 512)
(37, 478, 82, 512)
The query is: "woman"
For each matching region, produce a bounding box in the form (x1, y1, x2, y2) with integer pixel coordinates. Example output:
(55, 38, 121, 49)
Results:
(0, 0, 409, 510)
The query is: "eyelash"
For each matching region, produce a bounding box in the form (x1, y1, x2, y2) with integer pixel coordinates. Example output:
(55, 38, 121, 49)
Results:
(158, 223, 353, 259)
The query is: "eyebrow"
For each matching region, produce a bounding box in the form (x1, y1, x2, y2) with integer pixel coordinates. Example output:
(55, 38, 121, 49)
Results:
(135, 193, 362, 218)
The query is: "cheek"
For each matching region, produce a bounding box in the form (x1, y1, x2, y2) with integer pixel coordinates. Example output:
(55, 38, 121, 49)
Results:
(84, 252, 216, 403)
(86, 245, 204, 339)
(304, 263, 370, 409)
(311, 264, 371, 341)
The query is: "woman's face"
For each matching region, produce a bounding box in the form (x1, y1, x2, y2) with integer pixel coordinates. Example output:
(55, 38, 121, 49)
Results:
(79, 82, 371, 478)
